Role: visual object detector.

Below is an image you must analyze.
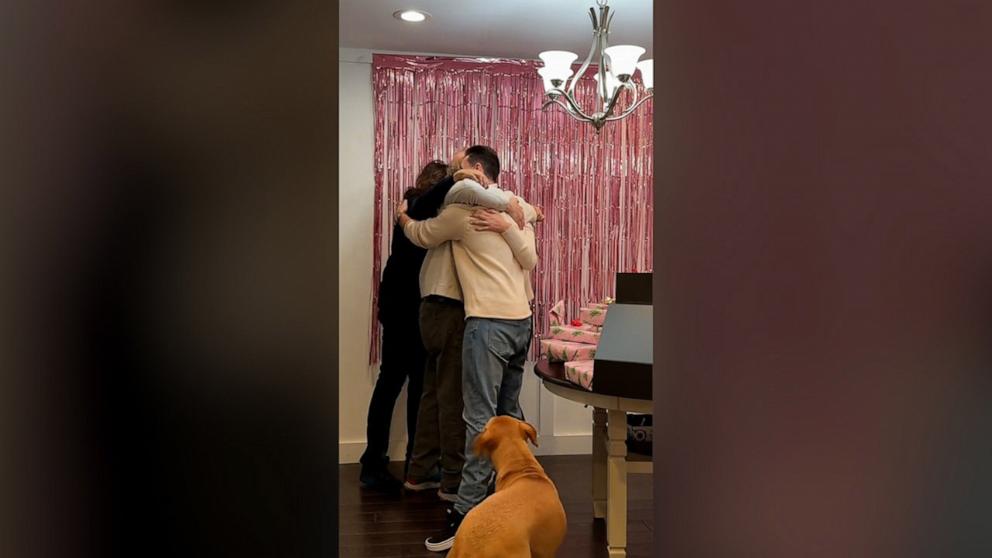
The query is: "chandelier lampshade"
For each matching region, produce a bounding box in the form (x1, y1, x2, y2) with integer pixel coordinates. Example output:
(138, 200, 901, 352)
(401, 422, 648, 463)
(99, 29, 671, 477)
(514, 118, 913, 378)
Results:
(636, 59, 654, 90)
(537, 67, 557, 94)
(539, 50, 578, 84)
(603, 45, 645, 79)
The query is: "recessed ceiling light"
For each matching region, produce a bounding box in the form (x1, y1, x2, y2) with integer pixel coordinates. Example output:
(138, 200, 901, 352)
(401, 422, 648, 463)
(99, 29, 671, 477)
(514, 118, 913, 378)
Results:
(394, 9, 430, 23)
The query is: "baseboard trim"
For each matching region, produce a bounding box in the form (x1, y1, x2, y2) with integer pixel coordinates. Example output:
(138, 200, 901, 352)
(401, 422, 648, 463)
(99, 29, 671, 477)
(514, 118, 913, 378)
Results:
(339, 434, 592, 464)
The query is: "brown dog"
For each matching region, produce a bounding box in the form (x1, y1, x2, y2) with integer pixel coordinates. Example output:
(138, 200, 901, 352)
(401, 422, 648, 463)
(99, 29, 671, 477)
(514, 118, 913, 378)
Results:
(448, 416, 567, 558)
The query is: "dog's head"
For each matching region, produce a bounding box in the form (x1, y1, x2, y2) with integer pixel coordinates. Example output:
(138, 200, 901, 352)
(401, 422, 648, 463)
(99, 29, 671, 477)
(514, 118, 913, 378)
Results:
(472, 416, 538, 458)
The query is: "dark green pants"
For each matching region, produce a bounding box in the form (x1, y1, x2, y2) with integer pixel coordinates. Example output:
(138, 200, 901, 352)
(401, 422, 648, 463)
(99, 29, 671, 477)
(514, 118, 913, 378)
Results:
(407, 297, 466, 492)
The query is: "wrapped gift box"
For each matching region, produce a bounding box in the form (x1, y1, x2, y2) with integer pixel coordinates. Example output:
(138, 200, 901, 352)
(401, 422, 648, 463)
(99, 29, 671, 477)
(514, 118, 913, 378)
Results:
(548, 299, 565, 326)
(587, 302, 610, 310)
(579, 306, 607, 326)
(569, 319, 602, 332)
(547, 325, 601, 345)
(564, 360, 594, 390)
(540, 339, 597, 362)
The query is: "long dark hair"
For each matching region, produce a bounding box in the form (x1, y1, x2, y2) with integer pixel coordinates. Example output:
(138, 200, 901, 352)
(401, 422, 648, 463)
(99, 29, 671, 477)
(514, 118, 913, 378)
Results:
(405, 160, 447, 200)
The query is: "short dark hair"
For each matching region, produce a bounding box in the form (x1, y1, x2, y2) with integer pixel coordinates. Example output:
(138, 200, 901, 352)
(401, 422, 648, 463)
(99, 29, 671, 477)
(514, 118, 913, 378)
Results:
(464, 145, 500, 182)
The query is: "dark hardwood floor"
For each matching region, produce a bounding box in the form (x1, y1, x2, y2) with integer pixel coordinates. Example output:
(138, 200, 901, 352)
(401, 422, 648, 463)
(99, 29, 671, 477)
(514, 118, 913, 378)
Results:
(339, 454, 654, 557)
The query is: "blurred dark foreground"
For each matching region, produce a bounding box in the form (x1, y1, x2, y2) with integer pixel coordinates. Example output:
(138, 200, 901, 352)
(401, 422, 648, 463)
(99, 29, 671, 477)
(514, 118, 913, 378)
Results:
(2, 2, 338, 557)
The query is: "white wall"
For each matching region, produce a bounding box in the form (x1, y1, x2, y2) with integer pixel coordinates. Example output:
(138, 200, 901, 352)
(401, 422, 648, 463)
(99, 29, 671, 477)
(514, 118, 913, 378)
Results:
(338, 47, 592, 464)
(338, 48, 387, 462)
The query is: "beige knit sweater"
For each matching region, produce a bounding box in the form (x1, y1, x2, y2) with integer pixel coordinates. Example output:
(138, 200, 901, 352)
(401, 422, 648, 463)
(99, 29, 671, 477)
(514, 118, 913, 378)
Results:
(404, 203, 536, 320)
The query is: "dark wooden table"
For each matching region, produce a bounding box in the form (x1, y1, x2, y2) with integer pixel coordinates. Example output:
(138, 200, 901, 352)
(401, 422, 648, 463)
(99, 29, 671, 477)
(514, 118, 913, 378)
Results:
(533, 360, 652, 558)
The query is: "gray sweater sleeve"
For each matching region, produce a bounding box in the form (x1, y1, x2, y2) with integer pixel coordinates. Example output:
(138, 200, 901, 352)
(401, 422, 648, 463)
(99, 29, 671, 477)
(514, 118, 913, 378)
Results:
(443, 179, 510, 210)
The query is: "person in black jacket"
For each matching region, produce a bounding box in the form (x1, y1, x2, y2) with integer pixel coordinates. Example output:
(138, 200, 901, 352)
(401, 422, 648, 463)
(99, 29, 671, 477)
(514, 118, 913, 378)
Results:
(360, 160, 449, 493)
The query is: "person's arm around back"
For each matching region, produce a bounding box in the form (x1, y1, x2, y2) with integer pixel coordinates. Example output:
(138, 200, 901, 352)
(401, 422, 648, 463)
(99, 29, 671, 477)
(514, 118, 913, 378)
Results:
(448, 169, 530, 229)
(444, 178, 509, 210)
(399, 204, 465, 249)
(511, 223, 538, 272)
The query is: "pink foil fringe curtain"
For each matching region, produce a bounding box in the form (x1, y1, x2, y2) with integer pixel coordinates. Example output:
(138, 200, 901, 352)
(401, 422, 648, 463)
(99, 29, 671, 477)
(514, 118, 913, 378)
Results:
(370, 54, 653, 364)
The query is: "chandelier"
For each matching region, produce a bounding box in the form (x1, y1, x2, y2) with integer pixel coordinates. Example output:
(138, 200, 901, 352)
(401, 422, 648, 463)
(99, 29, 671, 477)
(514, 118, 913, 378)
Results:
(537, 0, 653, 132)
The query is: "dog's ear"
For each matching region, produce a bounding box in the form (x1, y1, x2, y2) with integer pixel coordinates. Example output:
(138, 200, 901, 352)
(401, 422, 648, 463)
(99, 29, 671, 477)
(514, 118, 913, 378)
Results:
(473, 430, 496, 457)
(520, 421, 538, 447)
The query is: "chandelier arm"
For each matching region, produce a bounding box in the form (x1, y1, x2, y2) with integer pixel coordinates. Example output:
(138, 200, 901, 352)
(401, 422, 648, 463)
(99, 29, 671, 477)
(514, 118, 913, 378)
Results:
(600, 80, 627, 120)
(597, 44, 608, 108)
(619, 80, 639, 116)
(543, 97, 596, 123)
(598, 6, 612, 107)
(542, 96, 576, 116)
(568, 30, 600, 97)
(604, 92, 654, 121)
(558, 91, 598, 121)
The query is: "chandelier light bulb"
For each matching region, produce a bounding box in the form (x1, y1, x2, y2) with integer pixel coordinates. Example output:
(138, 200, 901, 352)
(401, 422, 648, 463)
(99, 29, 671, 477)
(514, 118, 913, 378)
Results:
(603, 45, 645, 79)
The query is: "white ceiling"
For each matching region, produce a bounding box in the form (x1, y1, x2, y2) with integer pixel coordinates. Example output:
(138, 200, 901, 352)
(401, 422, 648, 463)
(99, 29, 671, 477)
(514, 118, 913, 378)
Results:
(339, 0, 653, 61)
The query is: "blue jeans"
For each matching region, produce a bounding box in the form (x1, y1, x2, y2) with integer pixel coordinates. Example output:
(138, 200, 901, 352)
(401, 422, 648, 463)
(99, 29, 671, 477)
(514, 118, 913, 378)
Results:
(454, 316, 533, 515)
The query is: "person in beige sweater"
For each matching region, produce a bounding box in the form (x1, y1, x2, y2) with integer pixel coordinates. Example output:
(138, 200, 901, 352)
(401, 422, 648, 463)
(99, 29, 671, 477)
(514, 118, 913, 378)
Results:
(399, 152, 540, 503)
(398, 145, 539, 553)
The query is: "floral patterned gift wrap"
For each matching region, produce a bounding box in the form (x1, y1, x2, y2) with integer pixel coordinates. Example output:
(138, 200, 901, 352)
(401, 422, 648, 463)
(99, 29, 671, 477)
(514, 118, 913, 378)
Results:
(564, 360, 594, 390)
(547, 325, 601, 345)
(548, 299, 565, 326)
(540, 339, 597, 362)
(579, 306, 607, 326)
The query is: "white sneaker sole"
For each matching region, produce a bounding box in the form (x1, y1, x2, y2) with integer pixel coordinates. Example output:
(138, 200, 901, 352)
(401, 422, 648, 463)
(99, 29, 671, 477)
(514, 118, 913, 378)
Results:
(403, 480, 441, 491)
(437, 490, 458, 503)
(425, 535, 455, 552)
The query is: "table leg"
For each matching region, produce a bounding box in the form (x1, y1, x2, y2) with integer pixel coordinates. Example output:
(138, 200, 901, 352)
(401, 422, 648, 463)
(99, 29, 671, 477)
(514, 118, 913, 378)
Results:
(592, 407, 607, 519)
(607, 408, 628, 558)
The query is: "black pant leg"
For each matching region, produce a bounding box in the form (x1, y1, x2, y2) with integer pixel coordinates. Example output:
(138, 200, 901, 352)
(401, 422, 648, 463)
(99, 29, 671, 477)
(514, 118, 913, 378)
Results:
(404, 328, 427, 463)
(360, 321, 412, 471)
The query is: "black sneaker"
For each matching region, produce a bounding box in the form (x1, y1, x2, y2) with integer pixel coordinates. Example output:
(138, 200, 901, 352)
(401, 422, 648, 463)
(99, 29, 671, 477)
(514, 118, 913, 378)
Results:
(359, 468, 402, 495)
(425, 507, 465, 552)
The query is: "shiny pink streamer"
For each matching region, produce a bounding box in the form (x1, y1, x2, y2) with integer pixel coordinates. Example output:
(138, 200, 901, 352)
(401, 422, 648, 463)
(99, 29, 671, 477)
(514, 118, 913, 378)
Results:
(370, 54, 653, 364)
